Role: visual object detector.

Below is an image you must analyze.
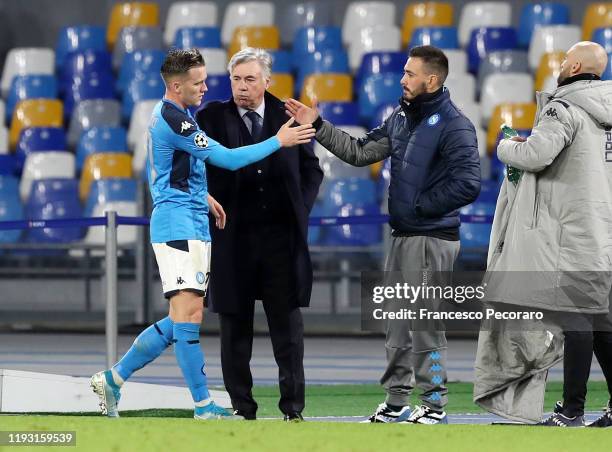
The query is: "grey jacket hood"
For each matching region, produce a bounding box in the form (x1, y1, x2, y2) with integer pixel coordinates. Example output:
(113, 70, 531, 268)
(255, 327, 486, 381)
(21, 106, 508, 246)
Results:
(553, 80, 612, 127)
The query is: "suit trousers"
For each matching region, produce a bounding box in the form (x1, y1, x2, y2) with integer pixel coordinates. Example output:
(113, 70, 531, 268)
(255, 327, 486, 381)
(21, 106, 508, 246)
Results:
(219, 222, 305, 416)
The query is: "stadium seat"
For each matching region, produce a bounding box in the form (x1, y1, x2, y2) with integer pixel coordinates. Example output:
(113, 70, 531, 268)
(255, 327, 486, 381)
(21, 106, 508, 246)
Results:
(442, 72, 475, 107)
(19, 151, 75, 202)
(402, 2, 454, 47)
(106, 2, 159, 49)
(127, 99, 157, 149)
(348, 25, 401, 72)
(528, 25, 580, 71)
(458, 2, 512, 48)
(15, 127, 67, 172)
(356, 51, 406, 91)
(61, 50, 113, 94)
(308, 202, 324, 245)
(0, 174, 19, 195)
(82, 200, 138, 246)
(369, 103, 396, 130)
(67, 99, 122, 147)
(296, 49, 350, 94)
(486, 102, 537, 151)
(164, 2, 218, 46)
(269, 50, 292, 73)
(453, 99, 480, 129)
(280, 1, 331, 46)
(221, 1, 275, 46)
(195, 48, 226, 75)
(202, 75, 232, 103)
(409, 26, 459, 49)
(477, 50, 529, 94)
(593, 27, 612, 52)
(112, 26, 163, 71)
(228, 26, 280, 57)
(0, 155, 17, 175)
(517, 2, 570, 49)
(267, 74, 294, 100)
(467, 27, 518, 75)
(84, 178, 137, 217)
(27, 178, 79, 207)
(315, 135, 371, 183)
(6, 75, 58, 124)
(79, 153, 133, 201)
(63, 72, 116, 119)
(358, 72, 402, 122)
(480, 73, 534, 123)
(459, 201, 494, 252)
(475, 126, 487, 158)
(0, 192, 23, 243)
(326, 178, 378, 206)
(55, 26, 106, 71)
(0, 125, 8, 154)
(122, 74, 164, 122)
(292, 26, 343, 69)
(318, 102, 360, 126)
(534, 51, 565, 91)
(132, 133, 149, 178)
(300, 74, 352, 107)
(116, 49, 165, 94)
(342, 1, 396, 46)
(76, 127, 128, 172)
(582, 3, 612, 41)
(9, 99, 63, 150)
(1, 48, 55, 97)
(603, 52, 612, 80)
(173, 26, 222, 49)
(0, 100, 5, 128)
(26, 196, 84, 243)
(323, 202, 382, 246)
(445, 49, 468, 74)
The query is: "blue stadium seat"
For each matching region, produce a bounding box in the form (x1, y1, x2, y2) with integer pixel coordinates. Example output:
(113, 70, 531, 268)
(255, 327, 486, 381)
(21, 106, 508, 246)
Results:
(61, 50, 113, 93)
(122, 74, 165, 122)
(460, 201, 495, 252)
(117, 49, 165, 94)
(63, 72, 116, 119)
(296, 49, 349, 94)
(323, 202, 382, 246)
(409, 26, 459, 49)
(593, 27, 612, 53)
(76, 127, 128, 172)
(604, 53, 612, 81)
(377, 157, 390, 202)
(15, 127, 67, 173)
(55, 25, 106, 70)
(113, 26, 163, 71)
(269, 50, 292, 73)
(318, 102, 359, 126)
(325, 178, 378, 206)
(173, 26, 222, 49)
(292, 26, 343, 69)
(84, 178, 137, 217)
(0, 194, 23, 243)
(308, 202, 324, 245)
(27, 178, 79, 206)
(6, 75, 58, 123)
(0, 155, 17, 175)
(26, 196, 83, 243)
(369, 103, 396, 130)
(518, 3, 570, 49)
(467, 27, 518, 75)
(358, 73, 402, 123)
(202, 75, 232, 104)
(0, 175, 19, 197)
(356, 51, 405, 92)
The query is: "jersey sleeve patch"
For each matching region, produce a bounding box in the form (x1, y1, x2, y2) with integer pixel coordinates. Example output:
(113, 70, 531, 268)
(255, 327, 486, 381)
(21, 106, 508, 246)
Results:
(194, 132, 208, 148)
(161, 102, 198, 137)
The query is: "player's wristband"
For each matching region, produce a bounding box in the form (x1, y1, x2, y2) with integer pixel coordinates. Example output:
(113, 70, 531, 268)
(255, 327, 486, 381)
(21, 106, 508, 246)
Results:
(312, 115, 323, 131)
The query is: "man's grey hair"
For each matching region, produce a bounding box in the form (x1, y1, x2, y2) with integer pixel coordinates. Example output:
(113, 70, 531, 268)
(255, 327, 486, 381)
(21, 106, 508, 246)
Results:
(227, 47, 272, 79)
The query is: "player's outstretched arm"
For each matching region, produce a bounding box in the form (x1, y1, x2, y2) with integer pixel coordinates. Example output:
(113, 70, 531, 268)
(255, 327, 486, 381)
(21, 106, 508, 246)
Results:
(206, 117, 315, 171)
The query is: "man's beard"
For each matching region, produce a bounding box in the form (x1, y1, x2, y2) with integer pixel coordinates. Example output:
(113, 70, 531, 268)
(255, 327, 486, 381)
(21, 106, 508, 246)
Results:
(402, 82, 427, 101)
(557, 67, 570, 86)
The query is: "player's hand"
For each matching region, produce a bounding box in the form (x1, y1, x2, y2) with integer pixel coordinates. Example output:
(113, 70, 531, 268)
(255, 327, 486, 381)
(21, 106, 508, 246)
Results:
(276, 117, 316, 147)
(208, 194, 226, 229)
(510, 136, 526, 142)
(285, 98, 320, 125)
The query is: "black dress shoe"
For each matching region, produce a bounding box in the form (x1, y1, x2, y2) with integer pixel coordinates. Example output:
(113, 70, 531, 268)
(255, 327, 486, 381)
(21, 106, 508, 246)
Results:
(233, 409, 256, 420)
(283, 412, 304, 422)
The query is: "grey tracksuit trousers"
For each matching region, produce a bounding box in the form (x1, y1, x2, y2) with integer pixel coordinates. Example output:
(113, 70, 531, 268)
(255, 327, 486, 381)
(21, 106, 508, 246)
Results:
(381, 235, 460, 410)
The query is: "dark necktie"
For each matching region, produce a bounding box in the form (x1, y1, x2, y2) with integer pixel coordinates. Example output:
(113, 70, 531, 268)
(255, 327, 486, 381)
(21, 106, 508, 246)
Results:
(245, 110, 262, 142)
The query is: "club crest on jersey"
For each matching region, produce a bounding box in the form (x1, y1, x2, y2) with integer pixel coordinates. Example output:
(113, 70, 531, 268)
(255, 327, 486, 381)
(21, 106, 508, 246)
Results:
(194, 132, 208, 148)
(427, 113, 440, 126)
(181, 121, 193, 133)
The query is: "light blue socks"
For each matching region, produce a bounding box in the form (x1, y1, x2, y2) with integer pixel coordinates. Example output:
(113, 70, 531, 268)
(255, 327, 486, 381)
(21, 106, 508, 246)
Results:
(173, 322, 210, 403)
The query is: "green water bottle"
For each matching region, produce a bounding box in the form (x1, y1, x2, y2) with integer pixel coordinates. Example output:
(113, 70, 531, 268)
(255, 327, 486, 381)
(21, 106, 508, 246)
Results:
(500, 124, 523, 185)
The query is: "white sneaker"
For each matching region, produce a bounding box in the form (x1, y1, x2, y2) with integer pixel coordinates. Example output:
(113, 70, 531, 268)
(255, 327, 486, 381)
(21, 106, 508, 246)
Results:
(403, 405, 448, 424)
(90, 370, 121, 418)
(361, 402, 412, 423)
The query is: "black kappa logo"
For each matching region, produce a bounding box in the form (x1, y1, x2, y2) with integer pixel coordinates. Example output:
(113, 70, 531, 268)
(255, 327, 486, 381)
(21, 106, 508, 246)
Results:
(544, 107, 558, 119)
(176, 277, 185, 285)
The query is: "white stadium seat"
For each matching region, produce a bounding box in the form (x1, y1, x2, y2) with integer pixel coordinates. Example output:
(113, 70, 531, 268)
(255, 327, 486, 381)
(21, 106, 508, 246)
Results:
(348, 25, 401, 71)
(342, 1, 396, 46)
(19, 151, 75, 202)
(444, 72, 476, 106)
(164, 2, 218, 46)
(480, 73, 534, 122)
(1, 48, 55, 97)
(198, 48, 228, 74)
(528, 25, 580, 71)
(221, 2, 274, 46)
(458, 2, 512, 48)
(446, 49, 469, 75)
(128, 99, 158, 150)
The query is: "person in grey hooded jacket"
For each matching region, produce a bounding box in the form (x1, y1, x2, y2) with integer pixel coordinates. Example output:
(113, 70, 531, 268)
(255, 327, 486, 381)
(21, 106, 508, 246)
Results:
(486, 41, 612, 427)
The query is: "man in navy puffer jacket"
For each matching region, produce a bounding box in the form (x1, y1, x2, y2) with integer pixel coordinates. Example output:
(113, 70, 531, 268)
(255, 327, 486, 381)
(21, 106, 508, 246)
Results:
(286, 45, 480, 424)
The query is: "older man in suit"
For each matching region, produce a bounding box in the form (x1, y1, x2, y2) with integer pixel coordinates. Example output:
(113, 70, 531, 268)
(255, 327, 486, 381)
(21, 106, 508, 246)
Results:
(195, 47, 323, 422)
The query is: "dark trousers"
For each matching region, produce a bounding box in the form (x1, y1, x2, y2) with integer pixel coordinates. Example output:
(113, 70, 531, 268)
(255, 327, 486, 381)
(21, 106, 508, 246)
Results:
(219, 223, 305, 416)
(562, 311, 612, 417)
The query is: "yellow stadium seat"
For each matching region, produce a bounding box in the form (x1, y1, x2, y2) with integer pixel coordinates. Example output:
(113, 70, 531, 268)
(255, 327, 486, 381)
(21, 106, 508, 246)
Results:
(582, 3, 612, 40)
(487, 103, 537, 153)
(80, 153, 133, 201)
(268, 73, 294, 100)
(9, 99, 63, 149)
(300, 74, 353, 107)
(370, 161, 383, 179)
(107, 2, 159, 48)
(535, 52, 565, 91)
(228, 26, 280, 57)
(402, 2, 454, 46)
